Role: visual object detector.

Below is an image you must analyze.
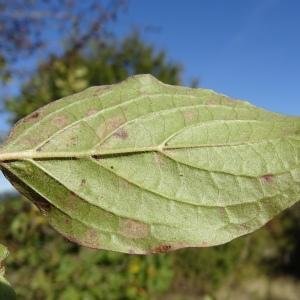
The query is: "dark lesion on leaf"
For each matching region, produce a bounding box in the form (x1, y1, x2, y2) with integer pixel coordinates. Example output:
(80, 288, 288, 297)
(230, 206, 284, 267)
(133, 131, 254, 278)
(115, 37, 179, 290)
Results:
(32, 197, 52, 214)
(65, 229, 100, 250)
(113, 128, 128, 140)
(150, 244, 172, 254)
(22, 111, 41, 124)
(239, 223, 251, 233)
(69, 191, 77, 197)
(261, 174, 274, 183)
(82, 228, 99, 248)
(80, 179, 87, 187)
(52, 115, 68, 126)
(119, 219, 150, 239)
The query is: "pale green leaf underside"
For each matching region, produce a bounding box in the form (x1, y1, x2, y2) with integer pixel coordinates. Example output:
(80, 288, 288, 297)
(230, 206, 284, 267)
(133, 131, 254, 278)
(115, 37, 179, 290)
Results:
(1, 74, 300, 254)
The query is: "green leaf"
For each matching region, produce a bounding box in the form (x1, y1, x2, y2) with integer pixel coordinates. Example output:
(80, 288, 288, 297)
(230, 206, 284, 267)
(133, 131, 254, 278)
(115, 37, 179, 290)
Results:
(1, 74, 300, 254)
(0, 244, 16, 299)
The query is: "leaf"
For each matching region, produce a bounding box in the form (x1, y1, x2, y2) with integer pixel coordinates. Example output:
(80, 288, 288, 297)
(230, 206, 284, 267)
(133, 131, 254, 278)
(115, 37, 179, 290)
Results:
(0, 244, 16, 299)
(0, 74, 300, 254)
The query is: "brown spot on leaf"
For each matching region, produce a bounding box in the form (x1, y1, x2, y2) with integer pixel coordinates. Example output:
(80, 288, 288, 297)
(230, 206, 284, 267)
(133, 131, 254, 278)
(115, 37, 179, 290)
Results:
(261, 174, 273, 183)
(113, 128, 128, 140)
(107, 116, 125, 130)
(239, 223, 250, 232)
(32, 198, 52, 215)
(218, 207, 226, 217)
(62, 191, 78, 213)
(66, 229, 100, 249)
(183, 110, 198, 122)
(86, 109, 98, 117)
(52, 115, 68, 127)
(120, 219, 150, 239)
(24, 111, 40, 123)
(80, 179, 87, 187)
(151, 244, 172, 254)
(22, 137, 39, 147)
(67, 136, 78, 147)
(154, 152, 166, 167)
(97, 116, 126, 139)
(82, 228, 99, 248)
(149, 241, 210, 254)
(64, 218, 71, 225)
(119, 179, 130, 190)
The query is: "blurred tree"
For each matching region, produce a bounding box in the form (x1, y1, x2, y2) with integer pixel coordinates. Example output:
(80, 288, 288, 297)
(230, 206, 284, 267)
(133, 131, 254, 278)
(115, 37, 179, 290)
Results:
(0, 0, 127, 82)
(0, 0, 127, 128)
(5, 33, 182, 122)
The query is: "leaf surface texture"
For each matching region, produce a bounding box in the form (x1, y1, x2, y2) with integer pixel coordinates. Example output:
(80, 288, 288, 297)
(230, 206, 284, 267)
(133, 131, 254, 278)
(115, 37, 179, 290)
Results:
(1, 75, 300, 254)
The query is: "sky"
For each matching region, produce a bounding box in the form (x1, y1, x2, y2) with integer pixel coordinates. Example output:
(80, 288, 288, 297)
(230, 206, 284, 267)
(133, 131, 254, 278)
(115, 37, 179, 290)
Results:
(1, 0, 300, 193)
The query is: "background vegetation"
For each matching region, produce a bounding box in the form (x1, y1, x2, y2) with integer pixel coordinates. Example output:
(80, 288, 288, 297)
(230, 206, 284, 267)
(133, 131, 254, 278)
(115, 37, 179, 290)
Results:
(2, 192, 300, 299)
(1, 1, 300, 299)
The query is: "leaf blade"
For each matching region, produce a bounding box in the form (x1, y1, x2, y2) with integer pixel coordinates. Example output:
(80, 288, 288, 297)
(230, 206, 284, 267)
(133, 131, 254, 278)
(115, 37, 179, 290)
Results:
(1, 74, 300, 254)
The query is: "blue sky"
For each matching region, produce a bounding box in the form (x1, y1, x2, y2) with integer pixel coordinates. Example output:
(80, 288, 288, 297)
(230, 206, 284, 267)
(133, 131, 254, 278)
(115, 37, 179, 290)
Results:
(1, 0, 300, 193)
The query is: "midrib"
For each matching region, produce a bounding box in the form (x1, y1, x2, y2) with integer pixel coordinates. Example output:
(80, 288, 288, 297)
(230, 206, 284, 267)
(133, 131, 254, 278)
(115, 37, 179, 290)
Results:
(0, 141, 265, 162)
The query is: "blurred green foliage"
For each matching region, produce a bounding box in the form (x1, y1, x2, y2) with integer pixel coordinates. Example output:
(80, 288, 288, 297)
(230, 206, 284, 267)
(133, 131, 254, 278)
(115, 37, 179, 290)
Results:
(5, 33, 183, 123)
(1, 194, 300, 299)
(0, 243, 16, 300)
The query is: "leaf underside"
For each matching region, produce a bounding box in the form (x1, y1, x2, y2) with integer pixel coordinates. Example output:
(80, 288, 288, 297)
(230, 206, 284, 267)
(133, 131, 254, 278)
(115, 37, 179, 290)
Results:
(1, 74, 300, 254)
